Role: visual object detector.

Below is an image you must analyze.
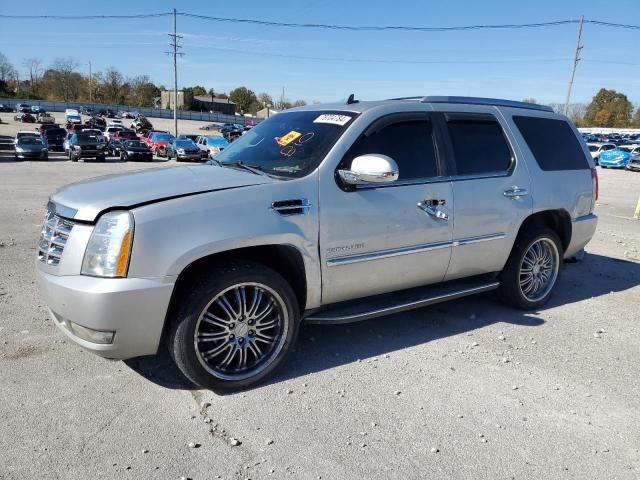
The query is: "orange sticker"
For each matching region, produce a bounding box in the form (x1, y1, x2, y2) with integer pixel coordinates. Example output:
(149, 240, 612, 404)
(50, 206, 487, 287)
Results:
(275, 130, 302, 147)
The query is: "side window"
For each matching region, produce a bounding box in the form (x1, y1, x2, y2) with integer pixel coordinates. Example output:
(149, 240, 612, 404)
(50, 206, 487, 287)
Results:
(446, 118, 512, 175)
(346, 120, 438, 180)
(513, 116, 590, 171)
(604, 145, 615, 151)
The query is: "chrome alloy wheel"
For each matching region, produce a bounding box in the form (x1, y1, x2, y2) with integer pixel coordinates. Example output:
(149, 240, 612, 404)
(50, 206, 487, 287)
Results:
(194, 283, 288, 381)
(519, 238, 560, 302)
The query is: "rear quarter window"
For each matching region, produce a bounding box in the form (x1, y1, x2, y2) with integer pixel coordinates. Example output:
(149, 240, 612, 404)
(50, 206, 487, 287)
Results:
(513, 116, 590, 171)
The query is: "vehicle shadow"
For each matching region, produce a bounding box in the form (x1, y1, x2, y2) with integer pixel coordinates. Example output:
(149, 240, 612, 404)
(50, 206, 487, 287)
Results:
(125, 252, 640, 391)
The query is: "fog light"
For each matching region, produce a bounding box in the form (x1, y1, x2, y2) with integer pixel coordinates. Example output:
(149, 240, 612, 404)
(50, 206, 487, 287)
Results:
(67, 321, 115, 344)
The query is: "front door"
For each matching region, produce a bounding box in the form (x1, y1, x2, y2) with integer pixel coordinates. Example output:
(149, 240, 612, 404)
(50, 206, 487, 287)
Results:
(319, 113, 454, 304)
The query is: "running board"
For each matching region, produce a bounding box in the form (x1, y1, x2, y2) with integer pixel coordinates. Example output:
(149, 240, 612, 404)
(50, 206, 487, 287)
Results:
(304, 276, 500, 324)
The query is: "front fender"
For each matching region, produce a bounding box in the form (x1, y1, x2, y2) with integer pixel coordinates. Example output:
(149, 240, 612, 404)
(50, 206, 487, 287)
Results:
(128, 177, 321, 309)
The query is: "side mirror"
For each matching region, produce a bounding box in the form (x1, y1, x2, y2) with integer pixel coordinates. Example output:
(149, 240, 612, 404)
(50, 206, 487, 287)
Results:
(338, 154, 399, 185)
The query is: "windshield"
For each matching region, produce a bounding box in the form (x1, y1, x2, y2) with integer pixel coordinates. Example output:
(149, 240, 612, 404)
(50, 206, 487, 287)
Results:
(125, 140, 145, 148)
(175, 140, 196, 147)
(19, 137, 43, 145)
(215, 110, 356, 178)
(588, 145, 598, 152)
(619, 147, 632, 153)
(76, 134, 98, 144)
(152, 133, 174, 142)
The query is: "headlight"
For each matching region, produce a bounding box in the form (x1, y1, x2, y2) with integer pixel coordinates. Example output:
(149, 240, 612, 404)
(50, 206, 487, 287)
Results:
(177, 148, 185, 154)
(81, 211, 134, 278)
(15, 146, 24, 152)
(41, 147, 48, 151)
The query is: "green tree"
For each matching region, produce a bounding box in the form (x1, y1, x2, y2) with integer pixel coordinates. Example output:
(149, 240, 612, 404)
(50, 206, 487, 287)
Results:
(584, 88, 633, 127)
(229, 86, 257, 114)
(632, 107, 640, 128)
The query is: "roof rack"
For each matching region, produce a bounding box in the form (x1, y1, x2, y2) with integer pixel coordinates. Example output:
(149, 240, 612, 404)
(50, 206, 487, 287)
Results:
(420, 96, 554, 112)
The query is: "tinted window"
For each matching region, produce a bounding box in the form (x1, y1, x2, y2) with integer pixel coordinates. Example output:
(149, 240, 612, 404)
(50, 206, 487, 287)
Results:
(513, 116, 589, 171)
(447, 119, 512, 175)
(347, 120, 438, 180)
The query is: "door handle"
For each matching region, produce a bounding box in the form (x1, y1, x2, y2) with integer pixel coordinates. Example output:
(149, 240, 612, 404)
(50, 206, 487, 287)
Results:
(503, 187, 529, 199)
(417, 201, 449, 221)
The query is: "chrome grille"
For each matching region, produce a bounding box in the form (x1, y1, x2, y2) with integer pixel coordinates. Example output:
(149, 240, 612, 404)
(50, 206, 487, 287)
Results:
(38, 211, 75, 266)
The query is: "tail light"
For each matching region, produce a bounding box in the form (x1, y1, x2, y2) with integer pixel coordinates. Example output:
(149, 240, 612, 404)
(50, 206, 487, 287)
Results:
(591, 167, 598, 211)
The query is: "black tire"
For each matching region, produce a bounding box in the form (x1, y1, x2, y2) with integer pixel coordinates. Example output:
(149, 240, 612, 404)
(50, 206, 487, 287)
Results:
(69, 151, 77, 162)
(168, 261, 300, 392)
(121, 153, 128, 162)
(498, 226, 563, 310)
(97, 155, 106, 162)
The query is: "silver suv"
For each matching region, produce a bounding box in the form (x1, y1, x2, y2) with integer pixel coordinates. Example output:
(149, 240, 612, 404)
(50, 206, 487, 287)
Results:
(36, 96, 598, 391)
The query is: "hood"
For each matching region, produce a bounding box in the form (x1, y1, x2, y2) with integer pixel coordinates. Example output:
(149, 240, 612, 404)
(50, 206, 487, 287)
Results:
(51, 165, 272, 222)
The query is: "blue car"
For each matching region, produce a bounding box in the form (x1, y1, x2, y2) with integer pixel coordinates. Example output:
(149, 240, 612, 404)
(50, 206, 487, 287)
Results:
(599, 146, 640, 168)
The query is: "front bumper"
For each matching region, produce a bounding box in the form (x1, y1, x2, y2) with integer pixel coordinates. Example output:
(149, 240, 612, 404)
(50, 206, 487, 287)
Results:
(16, 150, 47, 159)
(565, 214, 598, 258)
(626, 161, 640, 172)
(176, 153, 203, 161)
(36, 267, 175, 359)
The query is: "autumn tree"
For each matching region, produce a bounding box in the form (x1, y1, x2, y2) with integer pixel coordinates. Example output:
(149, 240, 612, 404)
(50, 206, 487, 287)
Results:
(522, 98, 537, 104)
(584, 88, 633, 127)
(633, 107, 640, 128)
(0, 52, 15, 83)
(23, 58, 43, 96)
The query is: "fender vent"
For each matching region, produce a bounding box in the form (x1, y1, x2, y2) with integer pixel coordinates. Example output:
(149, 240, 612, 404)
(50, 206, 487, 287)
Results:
(271, 198, 311, 216)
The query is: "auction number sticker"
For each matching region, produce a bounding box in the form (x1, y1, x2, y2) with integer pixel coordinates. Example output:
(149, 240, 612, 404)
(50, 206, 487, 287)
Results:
(275, 130, 302, 146)
(313, 114, 352, 126)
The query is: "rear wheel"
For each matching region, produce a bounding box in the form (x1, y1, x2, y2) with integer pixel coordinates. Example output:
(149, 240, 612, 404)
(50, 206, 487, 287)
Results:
(168, 261, 300, 392)
(498, 227, 562, 310)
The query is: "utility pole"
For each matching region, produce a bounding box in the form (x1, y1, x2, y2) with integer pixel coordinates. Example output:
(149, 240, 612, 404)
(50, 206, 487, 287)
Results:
(563, 15, 584, 116)
(88, 61, 92, 109)
(166, 8, 183, 137)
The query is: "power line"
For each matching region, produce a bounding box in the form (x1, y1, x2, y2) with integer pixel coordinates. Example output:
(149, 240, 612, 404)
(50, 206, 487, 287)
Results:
(0, 13, 172, 19)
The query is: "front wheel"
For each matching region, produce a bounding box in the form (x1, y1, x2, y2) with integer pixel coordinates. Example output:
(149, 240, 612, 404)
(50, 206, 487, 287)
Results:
(498, 227, 563, 310)
(168, 262, 300, 392)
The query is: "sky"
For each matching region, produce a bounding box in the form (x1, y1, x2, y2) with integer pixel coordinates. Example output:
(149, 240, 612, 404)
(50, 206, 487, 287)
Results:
(1, 0, 639, 105)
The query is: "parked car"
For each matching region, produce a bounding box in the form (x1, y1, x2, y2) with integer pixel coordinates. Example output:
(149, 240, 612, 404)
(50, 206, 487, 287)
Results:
(15, 103, 31, 113)
(195, 135, 229, 158)
(179, 134, 200, 142)
(65, 114, 82, 126)
(14, 136, 48, 161)
(107, 138, 126, 157)
(199, 123, 218, 131)
(165, 138, 203, 161)
(104, 126, 125, 142)
(587, 142, 616, 165)
(119, 139, 153, 162)
(599, 147, 633, 169)
(108, 119, 124, 127)
(627, 154, 640, 172)
(82, 129, 107, 145)
(80, 106, 94, 115)
(0, 103, 13, 112)
(140, 130, 169, 147)
(67, 133, 106, 161)
(112, 129, 138, 142)
(16, 113, 36, 123)
(39, 123, 61, 135)
(130, 115, 153, 133)
(148, 132, 175, 157)
(14, 130, 40, 144)
(86, 116, 107, 130)
(31, 106, 44, 115)
(43, 127, 67, 152)
(38, 113, 56, 124)
(35, 96, 598, 392)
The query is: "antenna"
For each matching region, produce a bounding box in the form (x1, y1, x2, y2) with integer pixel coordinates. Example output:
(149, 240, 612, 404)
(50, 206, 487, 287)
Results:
(346, 93, 358, 105)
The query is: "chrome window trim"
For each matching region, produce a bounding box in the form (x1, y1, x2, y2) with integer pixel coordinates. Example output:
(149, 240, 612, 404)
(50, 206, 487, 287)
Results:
(327, 233, 505, 266)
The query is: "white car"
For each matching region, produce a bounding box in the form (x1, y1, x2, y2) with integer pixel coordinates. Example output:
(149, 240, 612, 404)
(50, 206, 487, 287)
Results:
(14, 130, 39, 144)
(104, 126, 125, 142)
(587, 142, 616, 164)
(195, 135, 229, 158)
(108, 119, 124, 127)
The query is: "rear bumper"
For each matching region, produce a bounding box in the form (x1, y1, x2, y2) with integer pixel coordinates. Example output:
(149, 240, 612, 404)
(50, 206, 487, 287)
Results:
(565, 214, 598, 258)
(36, 267, 175, 359)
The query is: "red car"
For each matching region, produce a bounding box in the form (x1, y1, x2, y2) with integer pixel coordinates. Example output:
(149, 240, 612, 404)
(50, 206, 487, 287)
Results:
(112, 129, 139, 142)
(140, 130, 169, 146)
(148, 132, 175, 156)
(67, 123, 89, 134)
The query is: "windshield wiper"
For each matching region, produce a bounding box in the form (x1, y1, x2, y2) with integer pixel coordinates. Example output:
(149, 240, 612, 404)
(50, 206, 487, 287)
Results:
(222, 160, 265, 176)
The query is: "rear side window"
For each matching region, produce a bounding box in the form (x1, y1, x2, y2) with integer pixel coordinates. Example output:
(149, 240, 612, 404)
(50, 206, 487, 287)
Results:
(513, 116, 589, 171)
(347, 120, 438, 180)
(446, 119, 512, 175)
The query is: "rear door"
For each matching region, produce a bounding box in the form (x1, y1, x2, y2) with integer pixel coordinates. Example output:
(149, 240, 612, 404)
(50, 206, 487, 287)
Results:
(433, 108, 532, 281)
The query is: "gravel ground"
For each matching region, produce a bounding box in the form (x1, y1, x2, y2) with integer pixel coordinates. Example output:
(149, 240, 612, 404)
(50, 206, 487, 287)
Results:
(0, 112, 639, 479)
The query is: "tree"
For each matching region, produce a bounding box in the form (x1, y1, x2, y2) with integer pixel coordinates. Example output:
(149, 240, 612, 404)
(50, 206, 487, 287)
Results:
(23, 58, 43, 96)
(0, 51, 15, 83)
(632, 107, 640, 128)
(567, 103, 587, 127)
(292, 99, 307, 107)
(257, 92, 273, 107)
(522, 98, 537, 104)
(43, 57, 81, 101)
(188, 85, 207, 96)
(102, 67, 125, 103)
(584, 88, 633, 128)
(229, 86, 257, 114)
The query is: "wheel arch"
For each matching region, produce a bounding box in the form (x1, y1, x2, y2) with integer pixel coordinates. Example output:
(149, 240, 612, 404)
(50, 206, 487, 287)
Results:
(515, 209, 572, 251)
(162, 244, 309, 341)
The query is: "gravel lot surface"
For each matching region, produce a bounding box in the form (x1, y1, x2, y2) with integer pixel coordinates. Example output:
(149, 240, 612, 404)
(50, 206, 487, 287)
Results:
(1, 112, 639, 479)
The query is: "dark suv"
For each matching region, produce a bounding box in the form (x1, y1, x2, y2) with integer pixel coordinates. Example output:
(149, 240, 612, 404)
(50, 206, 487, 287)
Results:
(68, 133, 106, 162)
(44, 127, 67, 152)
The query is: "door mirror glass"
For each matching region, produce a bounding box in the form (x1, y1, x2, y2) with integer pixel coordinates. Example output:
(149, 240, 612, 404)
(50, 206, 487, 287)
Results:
(338, 154, 399, 185)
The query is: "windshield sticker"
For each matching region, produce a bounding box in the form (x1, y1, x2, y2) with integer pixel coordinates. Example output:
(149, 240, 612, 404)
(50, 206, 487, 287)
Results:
(313, 114, 352, 126)
(275, 130, 302, 147)
(279, 132, 316, 158)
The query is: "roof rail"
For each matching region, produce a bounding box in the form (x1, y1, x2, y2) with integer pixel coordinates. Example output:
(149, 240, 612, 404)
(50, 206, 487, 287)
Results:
(387, 96, 425, 101)
(420, 96, 554, 113)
